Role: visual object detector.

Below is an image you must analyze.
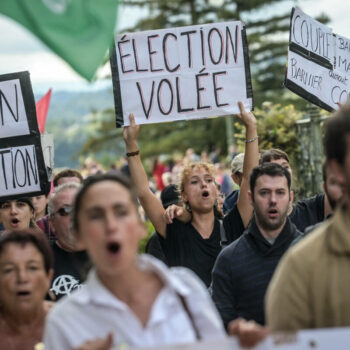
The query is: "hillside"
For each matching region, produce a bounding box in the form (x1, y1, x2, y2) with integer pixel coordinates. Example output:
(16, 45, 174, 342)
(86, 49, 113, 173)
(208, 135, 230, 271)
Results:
(42, 88, 115, 168)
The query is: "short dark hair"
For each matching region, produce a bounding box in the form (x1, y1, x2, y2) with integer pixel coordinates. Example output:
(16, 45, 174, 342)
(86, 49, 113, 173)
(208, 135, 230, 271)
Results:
(322, 160, 329, 183)
(72, 173, 139, 232)
(250, 163, 291, 198)
(0, 230, 53, 273)
(53, 169, 83, 187)
(260, 149, 290, 165)
(324, 103, 350, 165)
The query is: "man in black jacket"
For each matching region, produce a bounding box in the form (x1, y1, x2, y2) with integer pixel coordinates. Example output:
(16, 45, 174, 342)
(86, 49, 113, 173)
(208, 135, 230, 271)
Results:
(211, 163, 301, 328)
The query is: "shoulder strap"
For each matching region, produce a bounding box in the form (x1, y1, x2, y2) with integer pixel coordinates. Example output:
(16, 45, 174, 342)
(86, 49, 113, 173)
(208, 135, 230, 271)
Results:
(219, 220, 228, 248)
(177, 293, 201, 340)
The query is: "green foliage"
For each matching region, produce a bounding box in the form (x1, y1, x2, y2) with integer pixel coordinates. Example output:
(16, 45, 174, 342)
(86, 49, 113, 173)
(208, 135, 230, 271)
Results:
(235, 103, 302, 163)
(139, 220, 155, 253)
(234, 102, 303, 191)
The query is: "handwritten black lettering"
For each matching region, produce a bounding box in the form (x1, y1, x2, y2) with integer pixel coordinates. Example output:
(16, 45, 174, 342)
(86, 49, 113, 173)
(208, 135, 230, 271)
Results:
(290, 58, 322, 90)
(338, 37, 350, 52)
(292, 13, 331, 59)
(147, 35, 163, 72)
(180, 30, 197, 68)
(331, 86, 350, 104)
(136, 81, 155, 119)
(195, 73, 211, 110)
(338, 57, 350, 73)
(213, 71, 229, 107)
(117, 39, 134, 74)
(163, 33, 180, 72)
(329, 70, 348, 84)
(0, 149, 10, 190)
(225, 25, 239, 64)
(157, 79, 174, 115)
(25, 147, 38, 186)
(0, 84, 19, 126)
(132, 39, 148, 72)
(176, 77, 194, 113)
(208, 28, 223, 65)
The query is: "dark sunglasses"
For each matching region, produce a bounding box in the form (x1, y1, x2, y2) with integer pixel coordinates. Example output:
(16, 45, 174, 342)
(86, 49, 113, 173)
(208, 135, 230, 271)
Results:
(55, 206, 72, 217)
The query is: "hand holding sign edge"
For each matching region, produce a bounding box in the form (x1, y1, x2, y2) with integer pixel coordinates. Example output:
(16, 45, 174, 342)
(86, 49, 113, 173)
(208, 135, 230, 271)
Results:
(123, 114, 140, 153)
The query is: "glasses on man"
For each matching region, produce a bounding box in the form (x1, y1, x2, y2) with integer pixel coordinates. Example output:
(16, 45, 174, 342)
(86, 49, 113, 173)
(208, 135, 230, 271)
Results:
(54, 206, 72, 217)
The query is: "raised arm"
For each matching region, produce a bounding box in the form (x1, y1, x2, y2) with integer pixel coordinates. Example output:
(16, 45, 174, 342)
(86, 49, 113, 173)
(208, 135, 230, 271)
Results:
(123, 114, 167, 236)
(236, 102, 259, 228)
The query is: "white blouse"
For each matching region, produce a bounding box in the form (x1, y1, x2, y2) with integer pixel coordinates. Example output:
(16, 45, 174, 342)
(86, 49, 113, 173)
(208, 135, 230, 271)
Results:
(43, 255, 225, 350)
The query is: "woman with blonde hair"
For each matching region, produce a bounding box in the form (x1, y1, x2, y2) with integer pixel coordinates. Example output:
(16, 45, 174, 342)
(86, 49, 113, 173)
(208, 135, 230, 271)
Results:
(123, 102, 258, 287)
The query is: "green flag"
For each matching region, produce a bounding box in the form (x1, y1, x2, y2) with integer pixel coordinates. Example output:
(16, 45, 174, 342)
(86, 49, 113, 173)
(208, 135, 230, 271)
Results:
(0, 0, 119, 81)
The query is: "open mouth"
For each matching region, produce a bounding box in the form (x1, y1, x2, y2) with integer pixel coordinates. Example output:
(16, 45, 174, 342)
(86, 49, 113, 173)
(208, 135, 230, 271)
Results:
(202, 191, 209, 198)
(268, 208, 278, 217)
(107, 242, 120, 255)
(11, 218, 19, 225)
(17, 291, 31, 297)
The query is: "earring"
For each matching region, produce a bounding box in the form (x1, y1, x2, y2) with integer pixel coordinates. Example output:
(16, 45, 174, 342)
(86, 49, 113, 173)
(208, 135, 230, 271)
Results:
(185, 202, 192, 212)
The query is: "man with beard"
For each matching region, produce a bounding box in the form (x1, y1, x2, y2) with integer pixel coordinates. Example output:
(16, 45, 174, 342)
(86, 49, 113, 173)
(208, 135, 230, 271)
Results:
(211, 163, 302, 329)
(304, 161, 344, 234)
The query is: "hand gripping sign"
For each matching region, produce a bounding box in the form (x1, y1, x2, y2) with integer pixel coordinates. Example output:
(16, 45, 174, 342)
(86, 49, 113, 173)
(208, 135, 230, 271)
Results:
(110, 21, 253, 127)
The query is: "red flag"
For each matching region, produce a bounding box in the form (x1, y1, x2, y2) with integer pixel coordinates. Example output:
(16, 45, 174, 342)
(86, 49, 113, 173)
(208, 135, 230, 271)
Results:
(35, 89, 52, 133)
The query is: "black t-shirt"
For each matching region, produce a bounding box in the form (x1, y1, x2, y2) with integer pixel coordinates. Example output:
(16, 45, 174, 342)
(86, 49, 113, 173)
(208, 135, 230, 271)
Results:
(145, 232, 168, 265)
(290, 193, 325, 232)
(50, 244, 91, 300)
(223, 203, 245, 242)
(157, 209, 242, 287)
(158, 218, 225, 287)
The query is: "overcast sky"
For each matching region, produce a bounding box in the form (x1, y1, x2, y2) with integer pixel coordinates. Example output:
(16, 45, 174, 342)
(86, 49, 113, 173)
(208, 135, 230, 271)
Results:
(0, 1, 348, 94)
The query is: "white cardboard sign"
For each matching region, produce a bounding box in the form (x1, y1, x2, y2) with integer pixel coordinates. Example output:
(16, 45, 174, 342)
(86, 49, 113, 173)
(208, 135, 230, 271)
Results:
(110, 21, 253, 126)
(127, 327, 350, 350)
(0, 71, 50, 199)
(285, 7, 350, 111)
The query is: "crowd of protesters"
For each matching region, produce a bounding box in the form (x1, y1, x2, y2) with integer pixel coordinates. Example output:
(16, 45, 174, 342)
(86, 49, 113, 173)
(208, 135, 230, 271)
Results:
(0, 101, 350, 350)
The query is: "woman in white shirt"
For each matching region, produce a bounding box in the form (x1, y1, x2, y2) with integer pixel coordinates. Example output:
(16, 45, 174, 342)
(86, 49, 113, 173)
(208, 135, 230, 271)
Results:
(43, 173, 225, 350)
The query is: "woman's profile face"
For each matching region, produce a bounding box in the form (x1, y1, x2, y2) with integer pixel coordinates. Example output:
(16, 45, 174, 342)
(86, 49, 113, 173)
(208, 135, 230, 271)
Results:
(75, 180, 146, 278)
(0, 200, 34, 231)
(0, 243, 52, 314)
(32, 195, 48, 219)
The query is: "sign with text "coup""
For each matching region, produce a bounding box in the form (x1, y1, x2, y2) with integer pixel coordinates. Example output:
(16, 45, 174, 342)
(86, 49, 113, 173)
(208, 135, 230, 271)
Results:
(285, 7, 350, 112)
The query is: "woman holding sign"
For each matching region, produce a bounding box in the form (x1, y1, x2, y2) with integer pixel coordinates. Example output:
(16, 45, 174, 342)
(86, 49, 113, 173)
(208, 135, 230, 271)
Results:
(123, 102, 258, 287)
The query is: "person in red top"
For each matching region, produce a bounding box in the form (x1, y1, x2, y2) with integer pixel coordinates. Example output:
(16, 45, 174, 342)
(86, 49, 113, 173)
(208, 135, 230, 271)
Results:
(152, 157, 166, 191)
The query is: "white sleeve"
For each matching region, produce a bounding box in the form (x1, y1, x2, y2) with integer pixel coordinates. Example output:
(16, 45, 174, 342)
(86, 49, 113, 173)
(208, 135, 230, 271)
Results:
(43, 311, 73, 350)
(171, 267, 226, 339)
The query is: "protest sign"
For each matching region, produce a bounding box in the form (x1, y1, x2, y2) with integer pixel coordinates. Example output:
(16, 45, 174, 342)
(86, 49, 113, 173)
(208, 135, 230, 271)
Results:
(41, 133, 54, 181)
(110, 21, 253, 126)
(285, 7, 350, 111)
(0, 71, 50, 199)
(127, 327, 350, 350)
